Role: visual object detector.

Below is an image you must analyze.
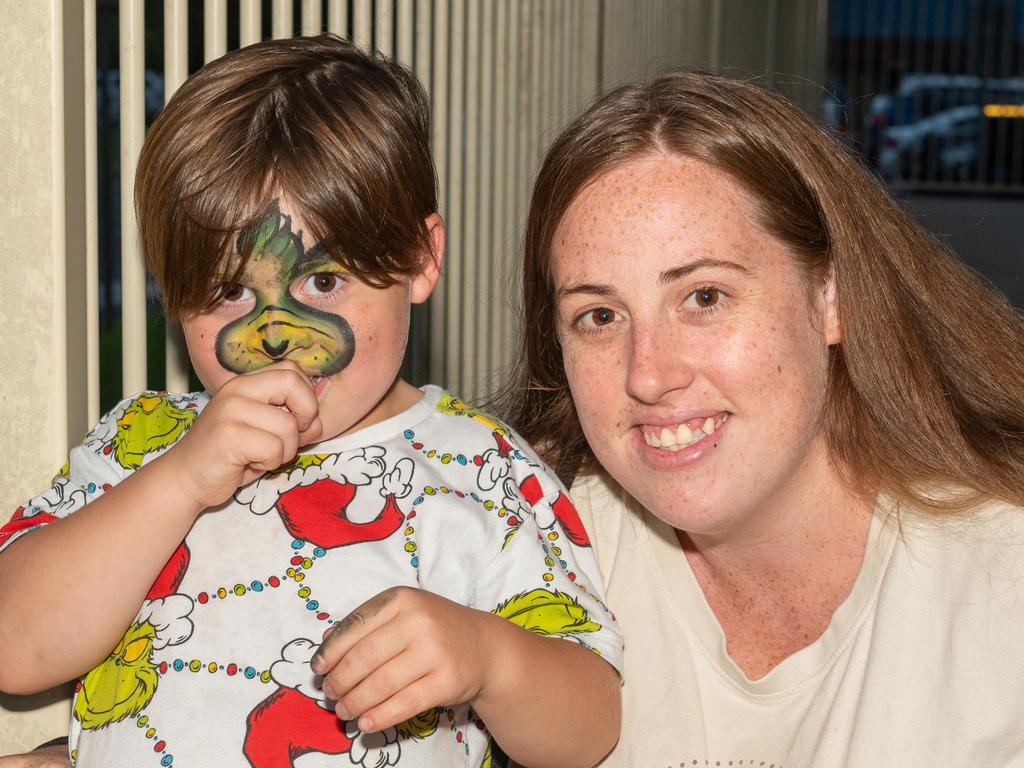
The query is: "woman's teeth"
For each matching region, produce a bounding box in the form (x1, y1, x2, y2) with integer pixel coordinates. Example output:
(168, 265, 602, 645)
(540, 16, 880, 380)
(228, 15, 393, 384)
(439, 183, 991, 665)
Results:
(642, 415, 727, 451)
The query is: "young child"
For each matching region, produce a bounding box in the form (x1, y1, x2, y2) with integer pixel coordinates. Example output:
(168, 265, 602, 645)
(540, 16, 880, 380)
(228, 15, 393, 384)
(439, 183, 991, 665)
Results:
(0, 35, 621, 768)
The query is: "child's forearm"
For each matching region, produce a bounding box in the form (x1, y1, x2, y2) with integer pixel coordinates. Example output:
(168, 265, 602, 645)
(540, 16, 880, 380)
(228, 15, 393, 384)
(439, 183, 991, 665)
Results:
(0, 452, 202, 694)
(472, 614, 621, 768)
(0, 742, 70, 768)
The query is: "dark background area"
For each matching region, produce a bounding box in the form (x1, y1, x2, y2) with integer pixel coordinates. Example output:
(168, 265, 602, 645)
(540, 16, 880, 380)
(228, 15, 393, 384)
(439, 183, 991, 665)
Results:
(826, 0, 1023, 307)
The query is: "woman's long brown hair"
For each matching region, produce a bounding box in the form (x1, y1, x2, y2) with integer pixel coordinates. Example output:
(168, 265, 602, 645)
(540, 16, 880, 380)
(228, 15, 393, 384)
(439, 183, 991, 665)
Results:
(499, 69, 1024, 512)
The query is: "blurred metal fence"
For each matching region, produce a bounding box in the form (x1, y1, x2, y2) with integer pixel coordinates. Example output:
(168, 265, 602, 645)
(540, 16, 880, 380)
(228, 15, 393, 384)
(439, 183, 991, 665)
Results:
(826, 0, 1024, 194)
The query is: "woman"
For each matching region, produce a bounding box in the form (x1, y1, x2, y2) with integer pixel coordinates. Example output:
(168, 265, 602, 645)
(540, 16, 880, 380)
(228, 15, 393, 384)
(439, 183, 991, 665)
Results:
(502, 70, 1024, 765)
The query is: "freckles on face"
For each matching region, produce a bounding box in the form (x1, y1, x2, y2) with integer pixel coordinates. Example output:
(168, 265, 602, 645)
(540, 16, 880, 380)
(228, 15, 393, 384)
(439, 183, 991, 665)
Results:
(549, 154, 833, 532)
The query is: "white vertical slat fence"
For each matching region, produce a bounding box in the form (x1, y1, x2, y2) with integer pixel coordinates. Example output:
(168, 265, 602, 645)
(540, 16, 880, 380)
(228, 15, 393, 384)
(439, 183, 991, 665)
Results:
(119, 1, 147, 396)
(84, 0, 100, 425)
(164, 1, 191, 395)
(77, 0, 828, 431)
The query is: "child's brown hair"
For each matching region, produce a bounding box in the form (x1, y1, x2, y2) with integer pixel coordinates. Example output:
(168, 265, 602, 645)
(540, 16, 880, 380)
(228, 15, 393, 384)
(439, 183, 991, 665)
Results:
(136, 34, 437, 320)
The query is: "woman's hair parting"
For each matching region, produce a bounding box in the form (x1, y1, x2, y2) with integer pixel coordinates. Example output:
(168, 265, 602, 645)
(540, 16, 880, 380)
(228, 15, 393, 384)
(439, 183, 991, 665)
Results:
(500, 68, 1024, 512)
(136, 34, 437, 319)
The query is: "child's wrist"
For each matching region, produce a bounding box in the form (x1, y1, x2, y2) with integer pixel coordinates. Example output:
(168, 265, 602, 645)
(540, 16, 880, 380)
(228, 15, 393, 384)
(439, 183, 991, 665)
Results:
(144, 450, 210, 520)
(469, 610, 519, 714)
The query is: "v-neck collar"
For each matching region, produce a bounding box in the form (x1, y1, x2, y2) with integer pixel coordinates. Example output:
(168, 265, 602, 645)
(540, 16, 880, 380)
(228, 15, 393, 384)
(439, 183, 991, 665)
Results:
(638, 497, 897, 699)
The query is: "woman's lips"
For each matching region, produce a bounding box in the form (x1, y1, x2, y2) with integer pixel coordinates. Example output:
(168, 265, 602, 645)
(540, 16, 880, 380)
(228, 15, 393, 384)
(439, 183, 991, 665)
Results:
(639, 412, 729, 451)
(632, 412, 729, 467)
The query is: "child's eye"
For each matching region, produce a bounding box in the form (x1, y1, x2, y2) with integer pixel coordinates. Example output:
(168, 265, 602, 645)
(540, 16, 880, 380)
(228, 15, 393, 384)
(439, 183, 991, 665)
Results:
(215, 283, 252, 304)
(296, 272, 345, 300)
(310, 273, 341, 293)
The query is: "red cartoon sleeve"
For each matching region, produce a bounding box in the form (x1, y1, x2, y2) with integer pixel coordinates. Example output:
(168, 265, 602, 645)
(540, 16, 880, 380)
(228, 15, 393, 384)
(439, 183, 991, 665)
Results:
(0, 508, 59, 549)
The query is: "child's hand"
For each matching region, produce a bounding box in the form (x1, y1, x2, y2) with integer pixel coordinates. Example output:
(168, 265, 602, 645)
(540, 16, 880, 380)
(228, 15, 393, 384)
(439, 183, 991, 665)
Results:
(311, 586, 501, 733)
(170, 361, 323, 510)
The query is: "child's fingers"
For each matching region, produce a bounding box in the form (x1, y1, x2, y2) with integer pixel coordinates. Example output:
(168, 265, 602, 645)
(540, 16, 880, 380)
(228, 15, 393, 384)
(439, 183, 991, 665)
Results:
(233, 424, 291, 473)
(224, 404, 302, 465)
(354, 674, 438, 733)
(331, 644, 424, 724)
(231, 363, 320, 429)
(319, 617, 409, 702)
(311, 589, 400, 675)
(297, 416, 324, 447)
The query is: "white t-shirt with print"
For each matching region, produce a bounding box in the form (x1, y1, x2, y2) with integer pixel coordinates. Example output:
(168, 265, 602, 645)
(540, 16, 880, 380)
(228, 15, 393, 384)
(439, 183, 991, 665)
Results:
(1, 387, 621, 768)
(571, 471, 1024, 768)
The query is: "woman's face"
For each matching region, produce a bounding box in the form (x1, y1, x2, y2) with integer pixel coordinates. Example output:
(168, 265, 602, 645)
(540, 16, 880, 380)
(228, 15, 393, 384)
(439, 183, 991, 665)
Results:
(551, 154, 839, 539)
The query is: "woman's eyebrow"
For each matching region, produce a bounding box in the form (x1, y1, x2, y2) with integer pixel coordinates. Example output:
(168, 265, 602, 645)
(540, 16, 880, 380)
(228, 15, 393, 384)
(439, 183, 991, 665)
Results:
(659, 258, 752, 285)
(557, 258, 752, 299)
(556, 281, 617, 300)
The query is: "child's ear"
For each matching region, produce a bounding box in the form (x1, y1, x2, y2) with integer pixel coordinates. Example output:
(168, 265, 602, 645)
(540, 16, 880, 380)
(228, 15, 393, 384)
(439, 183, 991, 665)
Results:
(410, 213, 445, 304)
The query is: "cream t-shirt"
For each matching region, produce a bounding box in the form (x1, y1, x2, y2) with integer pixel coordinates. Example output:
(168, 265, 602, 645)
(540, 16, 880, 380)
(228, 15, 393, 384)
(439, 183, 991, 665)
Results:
(572, 472, 1024, 767)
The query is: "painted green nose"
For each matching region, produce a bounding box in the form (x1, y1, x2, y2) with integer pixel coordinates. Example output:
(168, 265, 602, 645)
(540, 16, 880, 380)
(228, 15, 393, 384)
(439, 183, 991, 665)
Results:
(262, 338, 290, 358)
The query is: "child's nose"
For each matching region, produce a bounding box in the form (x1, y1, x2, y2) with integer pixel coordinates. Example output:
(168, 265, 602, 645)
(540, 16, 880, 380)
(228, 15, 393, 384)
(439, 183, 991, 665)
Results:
(261, 337, 290, 359)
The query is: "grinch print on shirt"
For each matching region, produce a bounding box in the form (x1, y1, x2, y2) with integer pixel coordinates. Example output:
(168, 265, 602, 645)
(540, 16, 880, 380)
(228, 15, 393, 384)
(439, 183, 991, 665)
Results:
(1, 388, 621, 767)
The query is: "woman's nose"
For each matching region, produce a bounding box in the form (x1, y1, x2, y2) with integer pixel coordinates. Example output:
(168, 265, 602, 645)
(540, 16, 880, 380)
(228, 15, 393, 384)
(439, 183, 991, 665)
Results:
(624, 322, 696, 404)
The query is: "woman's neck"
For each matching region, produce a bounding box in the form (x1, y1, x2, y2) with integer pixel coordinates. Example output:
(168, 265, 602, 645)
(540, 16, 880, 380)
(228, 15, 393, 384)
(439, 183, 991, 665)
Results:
(679, 452, 875, 680)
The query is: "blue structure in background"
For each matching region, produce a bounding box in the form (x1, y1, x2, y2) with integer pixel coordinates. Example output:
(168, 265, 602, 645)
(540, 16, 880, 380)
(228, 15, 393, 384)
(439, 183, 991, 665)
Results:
(827, 0, 1024, 193)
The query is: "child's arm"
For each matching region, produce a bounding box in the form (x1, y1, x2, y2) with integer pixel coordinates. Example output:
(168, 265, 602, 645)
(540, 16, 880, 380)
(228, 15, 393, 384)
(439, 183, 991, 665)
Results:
(312, 587, 621, 768)
(0, 741, 70, 768)
(0, 365, 321, 694)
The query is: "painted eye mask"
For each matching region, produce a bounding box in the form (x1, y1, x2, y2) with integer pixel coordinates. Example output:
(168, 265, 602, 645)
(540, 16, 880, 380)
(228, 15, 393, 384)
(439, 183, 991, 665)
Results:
(215, 207, 355, 377)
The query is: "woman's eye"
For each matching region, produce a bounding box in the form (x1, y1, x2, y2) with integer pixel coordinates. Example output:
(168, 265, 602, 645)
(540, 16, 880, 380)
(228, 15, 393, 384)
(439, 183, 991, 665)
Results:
(688, 287, 722, 311)
(578, 307, 619, 328)
(695, 288, 719, 307)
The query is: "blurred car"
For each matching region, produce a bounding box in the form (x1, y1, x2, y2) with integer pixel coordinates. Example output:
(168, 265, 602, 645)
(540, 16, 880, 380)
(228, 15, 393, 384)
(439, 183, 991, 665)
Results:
(872, 74, 1024, 186)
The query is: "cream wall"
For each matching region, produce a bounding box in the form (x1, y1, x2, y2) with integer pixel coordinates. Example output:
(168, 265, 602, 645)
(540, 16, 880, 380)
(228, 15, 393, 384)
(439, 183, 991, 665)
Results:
(0, 0, 76, 755)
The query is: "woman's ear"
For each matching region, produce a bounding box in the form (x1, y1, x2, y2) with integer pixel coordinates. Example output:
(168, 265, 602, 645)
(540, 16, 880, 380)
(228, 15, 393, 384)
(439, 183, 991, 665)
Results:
(410, 212, 445, 304)
(820, 268, 841, 346)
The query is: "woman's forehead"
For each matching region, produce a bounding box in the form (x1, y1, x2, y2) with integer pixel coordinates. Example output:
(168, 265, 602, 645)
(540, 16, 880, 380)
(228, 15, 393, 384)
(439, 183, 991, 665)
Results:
(552, 156, 765, 273)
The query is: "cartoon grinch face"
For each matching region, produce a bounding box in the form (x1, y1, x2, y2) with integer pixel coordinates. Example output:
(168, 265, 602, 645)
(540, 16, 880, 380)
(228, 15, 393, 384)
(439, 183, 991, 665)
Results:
(112, 395, 198, 469)
(74, 621, 159, 730)
(436, 394, 508, 436)
(214, 206, 355, 377)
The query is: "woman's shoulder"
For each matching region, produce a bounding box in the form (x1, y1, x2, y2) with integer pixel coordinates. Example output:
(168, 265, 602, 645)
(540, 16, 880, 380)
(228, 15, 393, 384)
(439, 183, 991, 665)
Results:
(569, 471, 656, 582)
(886, 494, 1024, 606)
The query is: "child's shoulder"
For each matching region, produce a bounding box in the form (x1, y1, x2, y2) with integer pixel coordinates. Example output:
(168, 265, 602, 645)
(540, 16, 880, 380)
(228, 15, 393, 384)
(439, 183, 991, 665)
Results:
(422, 388, 536, 454)
(429, 389, 513, 435)
(420, 387, 556, 480)
(85, 390, 208, 471)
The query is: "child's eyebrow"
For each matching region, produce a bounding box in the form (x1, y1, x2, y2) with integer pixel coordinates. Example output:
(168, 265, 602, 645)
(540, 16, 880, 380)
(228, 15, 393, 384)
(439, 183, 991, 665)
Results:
(290, 245, 344, 278)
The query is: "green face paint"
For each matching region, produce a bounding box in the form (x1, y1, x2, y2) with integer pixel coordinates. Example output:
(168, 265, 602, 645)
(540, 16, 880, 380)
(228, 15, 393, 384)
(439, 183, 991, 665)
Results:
(214, 205, 355, 376)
